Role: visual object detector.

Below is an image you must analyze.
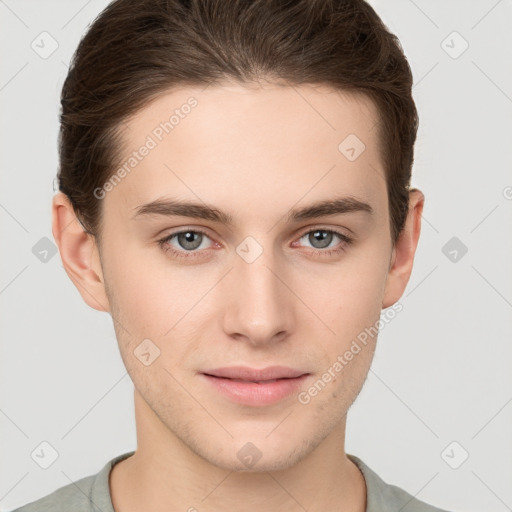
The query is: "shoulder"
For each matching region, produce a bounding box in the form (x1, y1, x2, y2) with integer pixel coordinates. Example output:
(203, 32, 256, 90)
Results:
(10, 474, 98, 512)
(9, 451, 135, 512)
(348, 454, 453, 512)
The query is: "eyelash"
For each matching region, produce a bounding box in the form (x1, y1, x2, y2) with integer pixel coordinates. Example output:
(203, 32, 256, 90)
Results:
(157, 227, 354, 260)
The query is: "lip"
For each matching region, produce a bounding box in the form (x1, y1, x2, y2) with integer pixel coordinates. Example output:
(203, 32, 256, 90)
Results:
(200, 366, 310, 406)
(202, 365, 308, 381)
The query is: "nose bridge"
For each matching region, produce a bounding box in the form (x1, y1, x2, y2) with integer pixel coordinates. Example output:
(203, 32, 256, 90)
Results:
(222, 238, 293, 344)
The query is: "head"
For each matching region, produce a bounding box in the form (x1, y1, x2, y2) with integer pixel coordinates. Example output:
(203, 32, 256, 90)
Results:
(53, 0, 424, 471)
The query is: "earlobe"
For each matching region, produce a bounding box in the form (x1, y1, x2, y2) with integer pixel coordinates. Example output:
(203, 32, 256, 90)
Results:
(382, 188, 425, 309)
(51, 192, 110, 313)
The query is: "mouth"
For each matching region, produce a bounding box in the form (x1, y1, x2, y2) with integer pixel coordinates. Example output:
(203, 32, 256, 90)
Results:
(201, 365, 308, 381)
(199, 366, 310, 406)
(203, 375, 298, 384)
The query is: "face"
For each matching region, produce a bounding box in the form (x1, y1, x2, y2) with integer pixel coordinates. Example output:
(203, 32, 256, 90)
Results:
(69, 82, 401, 471)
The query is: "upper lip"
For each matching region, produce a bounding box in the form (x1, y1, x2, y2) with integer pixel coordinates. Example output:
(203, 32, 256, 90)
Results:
(201, 366, 309, 381)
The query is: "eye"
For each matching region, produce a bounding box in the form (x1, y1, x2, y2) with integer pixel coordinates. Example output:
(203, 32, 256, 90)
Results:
(295, 228, 353, 255)
(157, 227, 353, 260)
(158, 229, 215, 259)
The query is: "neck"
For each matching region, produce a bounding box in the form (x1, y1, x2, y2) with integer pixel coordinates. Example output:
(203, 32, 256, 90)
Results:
(110, 390, 366, 512)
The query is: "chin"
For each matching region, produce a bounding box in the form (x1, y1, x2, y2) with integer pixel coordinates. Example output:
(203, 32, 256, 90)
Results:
(194, 431, 317, 473)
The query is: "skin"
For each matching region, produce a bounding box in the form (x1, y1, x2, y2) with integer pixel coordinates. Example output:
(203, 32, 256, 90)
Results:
(52, 81, 424, 512)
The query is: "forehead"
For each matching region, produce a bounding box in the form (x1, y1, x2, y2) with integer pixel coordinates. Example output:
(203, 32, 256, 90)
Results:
(108, 81, 386, 224)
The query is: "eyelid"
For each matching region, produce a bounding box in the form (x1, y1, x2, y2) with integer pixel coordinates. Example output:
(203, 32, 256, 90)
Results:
(295, 224, 352, 239)
(292, 225, 353, 248)
(158, 224, 351, 243)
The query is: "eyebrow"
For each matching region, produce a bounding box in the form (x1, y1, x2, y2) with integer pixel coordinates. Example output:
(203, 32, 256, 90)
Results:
(131, 195, 373, 224)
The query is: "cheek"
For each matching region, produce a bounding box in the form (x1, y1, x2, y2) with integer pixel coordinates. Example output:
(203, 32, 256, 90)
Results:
(109, 272, 167, 335)
(103, 248, 219, 375)
(294, 253, 387, 344)
(102, 240, 194, 333)
(336, 273, 384, 336)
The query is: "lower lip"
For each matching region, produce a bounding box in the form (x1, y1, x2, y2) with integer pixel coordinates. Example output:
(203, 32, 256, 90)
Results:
(201, 373, 310, 406)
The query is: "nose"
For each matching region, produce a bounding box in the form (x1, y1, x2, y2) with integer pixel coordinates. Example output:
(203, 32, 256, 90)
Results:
(221, 245, 295, 347)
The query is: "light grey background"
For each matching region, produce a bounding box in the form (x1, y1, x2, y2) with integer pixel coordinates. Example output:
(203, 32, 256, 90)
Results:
(1, 1, 511, 511)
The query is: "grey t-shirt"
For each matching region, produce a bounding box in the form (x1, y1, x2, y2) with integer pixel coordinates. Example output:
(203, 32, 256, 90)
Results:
(11, 451, 451, 512)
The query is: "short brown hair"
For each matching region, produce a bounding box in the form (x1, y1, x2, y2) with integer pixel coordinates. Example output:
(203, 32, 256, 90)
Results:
(58, 0, 418, 246)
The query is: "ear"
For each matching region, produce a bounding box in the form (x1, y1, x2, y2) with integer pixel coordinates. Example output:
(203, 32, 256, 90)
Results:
(51, 192, 111, 313)
(382, 188, 425, 309)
